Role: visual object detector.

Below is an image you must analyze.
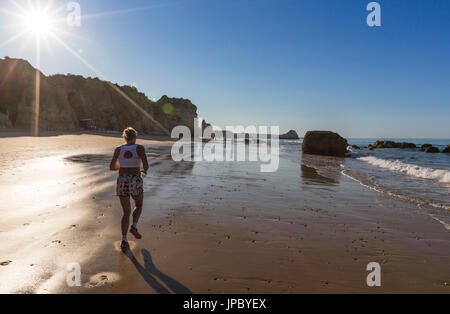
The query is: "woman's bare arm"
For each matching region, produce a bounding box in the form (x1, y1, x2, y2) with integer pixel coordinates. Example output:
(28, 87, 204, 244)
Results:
(137, 145, 149, 174)
(110, 147, 121, 171)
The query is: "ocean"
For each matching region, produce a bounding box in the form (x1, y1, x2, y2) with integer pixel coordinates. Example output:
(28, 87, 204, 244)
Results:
(280, 138, 450, 230)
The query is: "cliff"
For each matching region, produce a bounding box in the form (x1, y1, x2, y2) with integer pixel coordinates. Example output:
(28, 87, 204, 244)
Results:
(0, 57, 199, 134)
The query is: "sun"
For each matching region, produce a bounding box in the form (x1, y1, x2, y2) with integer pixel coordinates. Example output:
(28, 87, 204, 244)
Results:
(22, 9, 55, 36)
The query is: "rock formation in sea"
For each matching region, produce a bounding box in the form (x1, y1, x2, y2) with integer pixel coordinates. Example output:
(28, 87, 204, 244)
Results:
(302, 131, 348, 157)
(368, 141, 417, 150)
(420, 144, 433, 151)
(443, 145, 450, 153)
(279, 130, 300, 140)
(424, 146, 440, 153)
(0, 57, 200, 135)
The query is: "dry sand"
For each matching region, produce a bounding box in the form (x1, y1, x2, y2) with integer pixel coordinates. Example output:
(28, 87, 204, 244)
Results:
(0, 131, 449, 293)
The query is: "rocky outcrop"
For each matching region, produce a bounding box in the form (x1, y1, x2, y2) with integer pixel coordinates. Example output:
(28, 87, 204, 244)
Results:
(369, 141, 416, 150)
(420, 144, 433, 151)
(424, 146, 440, 153)
(302, 131, 348, 157)
(279, 130, 300, 140)
(443, 145, 450, 154)
(0, 57, 200, 134)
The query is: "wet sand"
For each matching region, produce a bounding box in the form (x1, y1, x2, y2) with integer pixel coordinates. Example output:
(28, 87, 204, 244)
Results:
(0, 132, 449, 293)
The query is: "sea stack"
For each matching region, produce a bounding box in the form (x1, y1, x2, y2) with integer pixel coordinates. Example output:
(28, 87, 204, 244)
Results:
(302, 131, 348, 157)
(279, 130, 300, 140)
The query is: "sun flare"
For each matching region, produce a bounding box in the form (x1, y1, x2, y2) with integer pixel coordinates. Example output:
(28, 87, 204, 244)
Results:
(0, 0, 171, 137)
(22, 9, 55, 36)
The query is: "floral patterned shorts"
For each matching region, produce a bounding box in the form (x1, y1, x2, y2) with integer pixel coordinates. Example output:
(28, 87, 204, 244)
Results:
(116, 175, 144, 197)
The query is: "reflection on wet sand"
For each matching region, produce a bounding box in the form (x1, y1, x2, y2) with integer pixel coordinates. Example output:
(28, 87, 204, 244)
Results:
(64, 147, 196, 195)
(300, 154, 344, 186)
(301, 165, 337, 186)
(65, 154, 110, 164)
(143, 146, 195, 195)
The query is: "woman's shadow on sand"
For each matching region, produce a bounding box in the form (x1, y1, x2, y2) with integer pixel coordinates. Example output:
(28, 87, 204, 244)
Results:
(124, 248, 192, 294)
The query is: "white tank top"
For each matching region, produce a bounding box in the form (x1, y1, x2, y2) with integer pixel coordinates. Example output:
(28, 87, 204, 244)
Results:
(118, 144, 141, 168)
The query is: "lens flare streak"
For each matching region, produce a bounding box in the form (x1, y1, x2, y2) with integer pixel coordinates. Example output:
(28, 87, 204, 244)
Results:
(0, 0, 176, 136)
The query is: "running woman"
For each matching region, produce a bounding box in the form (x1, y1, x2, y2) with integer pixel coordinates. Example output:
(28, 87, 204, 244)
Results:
(110, 127, 149, 251)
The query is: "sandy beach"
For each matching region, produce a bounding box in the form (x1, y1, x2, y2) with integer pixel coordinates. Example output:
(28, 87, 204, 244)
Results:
(0, 131, 449, 294)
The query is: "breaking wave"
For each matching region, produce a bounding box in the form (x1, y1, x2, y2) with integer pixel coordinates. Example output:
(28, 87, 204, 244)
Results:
(357, 156, 450, 184)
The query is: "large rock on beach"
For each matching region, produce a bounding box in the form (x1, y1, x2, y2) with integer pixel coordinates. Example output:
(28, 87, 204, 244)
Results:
(302, 131, 348, 157)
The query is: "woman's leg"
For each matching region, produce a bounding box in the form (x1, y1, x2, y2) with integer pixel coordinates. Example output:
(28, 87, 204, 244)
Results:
(131, 194, 144, 225)
(119, 196, 132, 238)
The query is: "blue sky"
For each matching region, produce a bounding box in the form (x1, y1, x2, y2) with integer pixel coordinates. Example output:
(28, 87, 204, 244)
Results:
(1, 0, 449, 138)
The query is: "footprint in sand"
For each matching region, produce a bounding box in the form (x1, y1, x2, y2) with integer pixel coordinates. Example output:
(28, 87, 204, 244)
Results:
(45, 240, 62, 248)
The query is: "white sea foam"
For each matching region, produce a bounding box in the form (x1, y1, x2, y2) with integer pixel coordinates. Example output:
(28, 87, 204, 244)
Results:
(428, 214, 450, 231)
(342, 169, 450, 211)
(358, 156, 450, 184)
